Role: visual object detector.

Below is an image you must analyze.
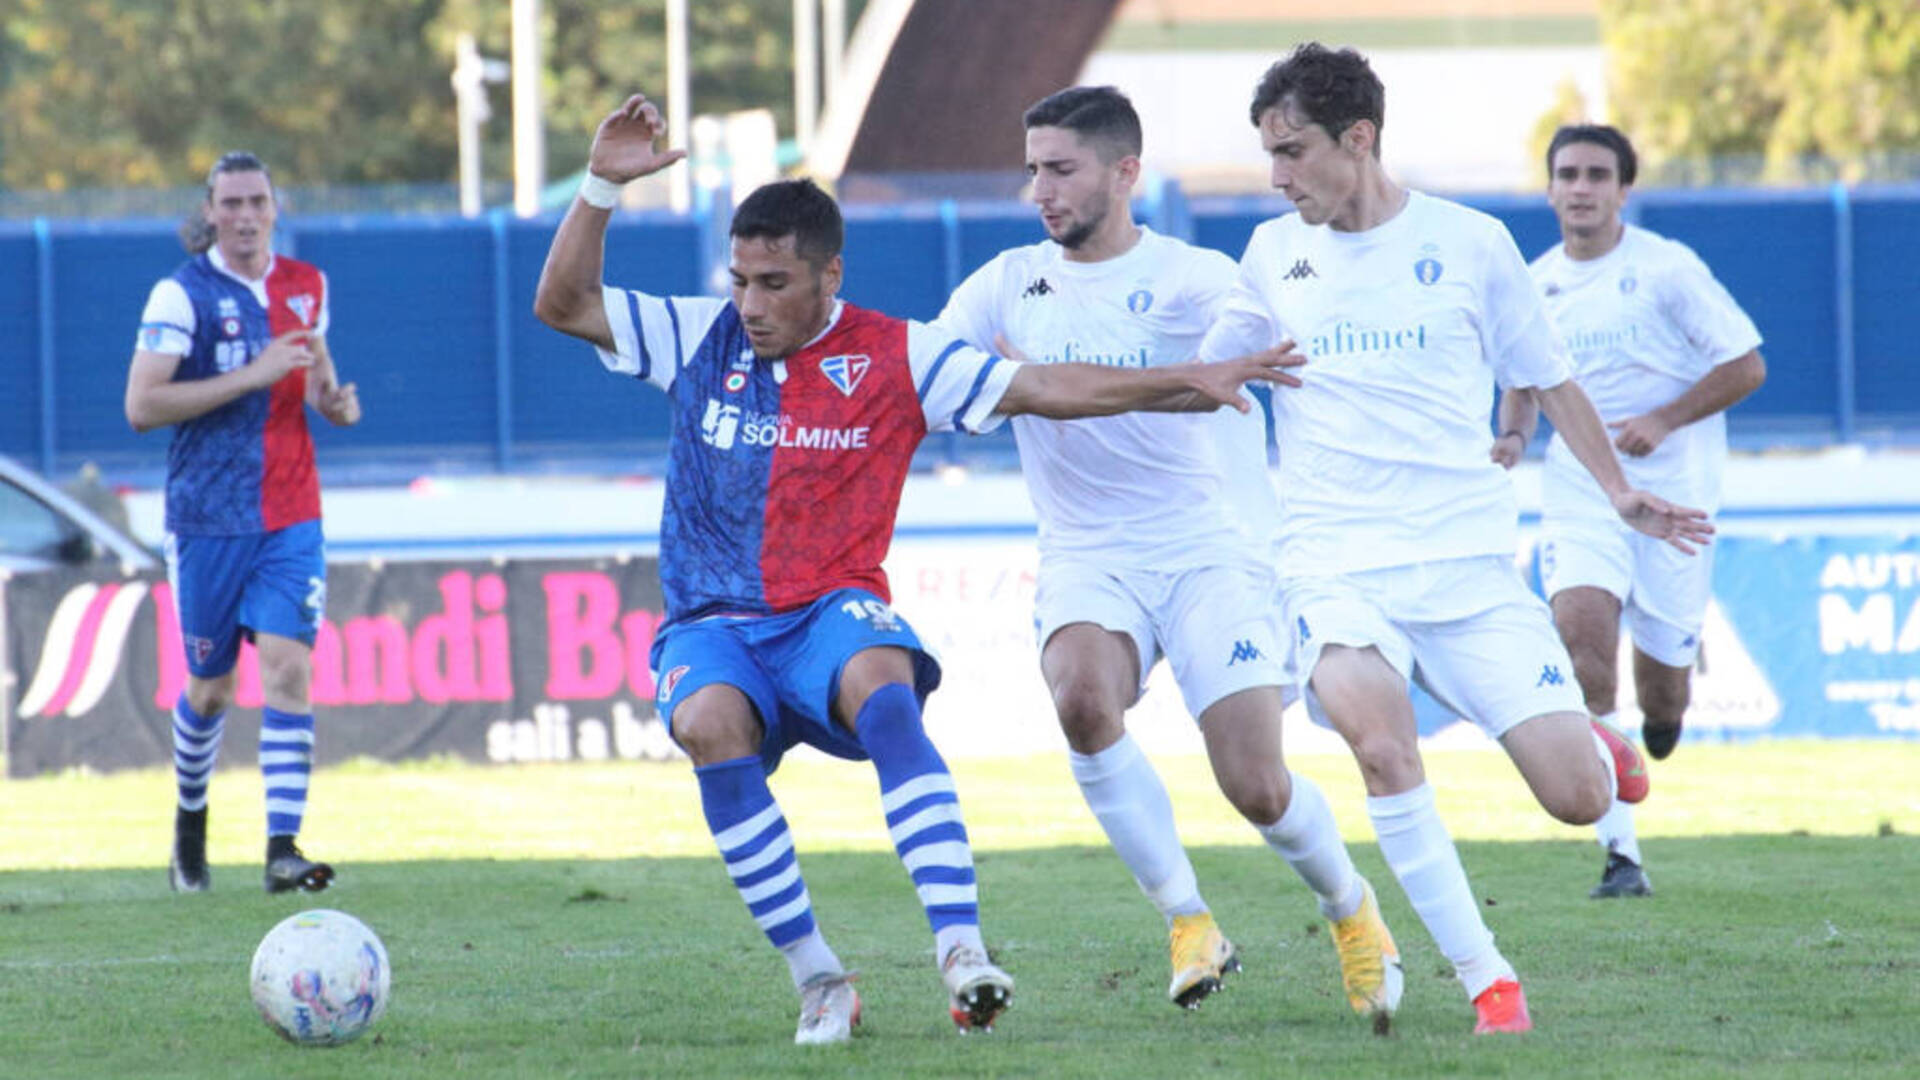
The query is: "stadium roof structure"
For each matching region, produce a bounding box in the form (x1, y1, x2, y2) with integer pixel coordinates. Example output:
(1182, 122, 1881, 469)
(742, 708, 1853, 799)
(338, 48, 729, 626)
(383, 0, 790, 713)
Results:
(805, 0, 1125, 185)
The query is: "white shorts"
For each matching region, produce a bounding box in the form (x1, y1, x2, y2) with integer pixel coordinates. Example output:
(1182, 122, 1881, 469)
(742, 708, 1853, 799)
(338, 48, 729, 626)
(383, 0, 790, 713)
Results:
(1539, 517, 1711, 667)
(1035, 557, 1290, 718)
(1282, 555, 1588, 740)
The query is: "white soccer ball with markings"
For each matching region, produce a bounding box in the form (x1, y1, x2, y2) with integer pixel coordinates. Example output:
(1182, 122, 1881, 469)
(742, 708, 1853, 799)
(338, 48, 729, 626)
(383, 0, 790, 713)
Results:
(249, 909, 390, 1046)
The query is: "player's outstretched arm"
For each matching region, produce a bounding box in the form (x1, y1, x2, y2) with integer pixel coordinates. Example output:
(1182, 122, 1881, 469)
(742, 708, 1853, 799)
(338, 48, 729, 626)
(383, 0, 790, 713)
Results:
(1533, 377, 1714, 553)
(995, 338, 1304, 420)
(125, 329, 314, 433)
(533, 93, 688, 350)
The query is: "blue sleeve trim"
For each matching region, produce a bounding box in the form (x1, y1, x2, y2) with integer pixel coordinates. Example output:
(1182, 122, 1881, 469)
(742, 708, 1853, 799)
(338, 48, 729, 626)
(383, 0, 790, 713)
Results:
(917, 339, 966, 401)
(666, 296, 685, 371)
(627, 290, 651, 381)
(949, 356, 1002, 433)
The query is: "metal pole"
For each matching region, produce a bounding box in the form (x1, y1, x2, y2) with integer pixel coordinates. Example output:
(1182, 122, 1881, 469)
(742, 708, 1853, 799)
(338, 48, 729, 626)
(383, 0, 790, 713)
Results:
(511, 0, 546, 217)
(454, 34, 486, 217)
(1831, 182, 1857, 444)
(668, 0, 691, 214)
(34, 217, 56, 476)
(822, 0, 845, 111)
(793, 0, 818, 151)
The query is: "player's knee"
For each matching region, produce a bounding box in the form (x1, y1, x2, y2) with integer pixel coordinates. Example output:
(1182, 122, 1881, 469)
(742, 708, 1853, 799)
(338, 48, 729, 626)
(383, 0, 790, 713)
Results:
(1220, 767, 1291, 825)
(1050, 681, 1124, 753)
(257, 657, 311, 710)
(1638, 680, 1690, 727)
(671, 704, 759, 765)
(1343, 729, 1422, 792)
(186, 674, 235, 717)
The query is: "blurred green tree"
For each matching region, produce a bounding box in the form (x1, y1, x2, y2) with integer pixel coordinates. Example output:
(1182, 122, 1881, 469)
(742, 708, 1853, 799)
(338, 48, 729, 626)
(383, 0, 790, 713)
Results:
(1602, 0, 1920, 184)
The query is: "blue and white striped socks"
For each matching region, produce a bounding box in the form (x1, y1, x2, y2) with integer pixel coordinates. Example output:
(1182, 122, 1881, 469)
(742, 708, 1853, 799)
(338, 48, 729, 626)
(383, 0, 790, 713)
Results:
(696, 755, 844, 989)
(172, 694, 225, 811)
(260, 707, 314, 838)
(856, 683, 984, 962)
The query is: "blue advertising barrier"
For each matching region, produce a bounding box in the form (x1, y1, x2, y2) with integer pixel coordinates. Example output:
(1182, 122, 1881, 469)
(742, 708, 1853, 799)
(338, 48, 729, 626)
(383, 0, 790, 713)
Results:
(1403, 533, 1920, 744)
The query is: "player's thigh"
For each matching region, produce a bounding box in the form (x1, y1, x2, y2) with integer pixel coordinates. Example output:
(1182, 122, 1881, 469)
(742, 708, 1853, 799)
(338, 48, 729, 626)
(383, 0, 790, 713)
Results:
(1161, 563, 1288, 720)
(240, 520, 327, 649)
(1624, 533, 1714, 667)
(1403, 565, 1587, 741)
(652, 621, 781, 768)
(1035, 559, 1155, 706)
(1496, 708, 1608, 820)
(1039, 624, 1141, 750)
(773, 589, 940, 752)
(167, 531, 258, 678)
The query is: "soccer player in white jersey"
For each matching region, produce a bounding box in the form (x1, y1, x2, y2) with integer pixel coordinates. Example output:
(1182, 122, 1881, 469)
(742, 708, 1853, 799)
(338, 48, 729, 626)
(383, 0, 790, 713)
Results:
(1495, 125, 1766, 901)
(1196, 44, 1716, 1034)
(937, 85, 1405, 1026)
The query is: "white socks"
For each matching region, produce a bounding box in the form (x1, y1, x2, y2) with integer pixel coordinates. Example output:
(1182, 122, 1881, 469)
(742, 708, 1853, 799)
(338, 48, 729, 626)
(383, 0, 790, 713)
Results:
(779, 930, 844, 991)
(1070, 734, 1206, 918)
(1254, 772, 1362, 921)
(1368, 782, 1513, 999)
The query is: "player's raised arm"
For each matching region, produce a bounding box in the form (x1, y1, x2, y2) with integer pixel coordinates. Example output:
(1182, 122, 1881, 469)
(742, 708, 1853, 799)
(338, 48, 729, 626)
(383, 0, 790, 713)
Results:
(995, 338, 1304, 419)
(533, 93, 688, 350)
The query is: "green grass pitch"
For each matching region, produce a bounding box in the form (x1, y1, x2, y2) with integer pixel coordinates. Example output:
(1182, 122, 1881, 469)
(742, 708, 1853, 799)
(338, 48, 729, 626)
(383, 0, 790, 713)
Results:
(2, 742, 1916, 1078)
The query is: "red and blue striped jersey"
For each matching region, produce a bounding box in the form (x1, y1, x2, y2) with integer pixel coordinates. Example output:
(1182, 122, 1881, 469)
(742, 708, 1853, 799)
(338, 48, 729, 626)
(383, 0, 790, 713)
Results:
(135, 251, 329, 536)
(596, 290, 1017, 625)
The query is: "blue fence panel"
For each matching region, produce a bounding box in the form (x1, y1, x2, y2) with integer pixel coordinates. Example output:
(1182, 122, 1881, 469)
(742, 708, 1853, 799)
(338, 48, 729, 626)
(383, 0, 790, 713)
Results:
(503, 214, 699, 463)
(50, 221, 184, 471)
(1636, 189, 1841, 438)
(955, 207, 1047, 283)
(295, 216, 500, 462)
(840, 208, 948, 321)
(0, 227, 41, 460)
(1849, 187, 1920, 436)
(1456, 194, 1563, 263)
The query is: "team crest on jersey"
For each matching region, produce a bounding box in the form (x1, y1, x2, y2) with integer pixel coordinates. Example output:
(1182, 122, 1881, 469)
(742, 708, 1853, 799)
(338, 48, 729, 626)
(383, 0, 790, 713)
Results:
(1414, 255, 1444, 285)
(1126, 289, 1154, 314)
(1618, 273, 1638, 295)
(819, 354, 871, 397)
(139, 325, 166, 350)
(216, 297, 243, 338)
(285, 293, 317, 327)
(657, 665, 690, 704)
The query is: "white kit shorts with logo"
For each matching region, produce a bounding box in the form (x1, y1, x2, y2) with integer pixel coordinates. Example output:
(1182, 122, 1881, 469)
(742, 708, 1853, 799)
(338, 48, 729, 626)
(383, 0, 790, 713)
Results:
(1035, 557, 1291, 718)
(1283, 555, 1587, 739)
(1538, 518, 1711, 668)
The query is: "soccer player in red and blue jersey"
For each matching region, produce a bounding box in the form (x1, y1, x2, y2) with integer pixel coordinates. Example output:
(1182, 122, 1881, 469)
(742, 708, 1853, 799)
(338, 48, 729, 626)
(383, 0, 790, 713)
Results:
(126, 152, 362, 897)
(534, 93, 1301, 1046)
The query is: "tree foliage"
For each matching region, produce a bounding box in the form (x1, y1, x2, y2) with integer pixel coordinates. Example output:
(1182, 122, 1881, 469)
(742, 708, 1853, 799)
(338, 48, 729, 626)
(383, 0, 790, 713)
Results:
(1602, 0, 1920, 184)
(0, 0, 856, 191)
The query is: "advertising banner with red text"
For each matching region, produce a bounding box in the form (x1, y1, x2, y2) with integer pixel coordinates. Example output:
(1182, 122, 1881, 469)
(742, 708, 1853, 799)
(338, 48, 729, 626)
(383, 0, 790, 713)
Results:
(3, 558, 679, 777)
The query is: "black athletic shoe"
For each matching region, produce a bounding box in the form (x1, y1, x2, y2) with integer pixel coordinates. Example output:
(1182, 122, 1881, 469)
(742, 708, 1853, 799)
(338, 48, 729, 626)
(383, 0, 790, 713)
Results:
(1642, 718, 1682, 760)
(264, 837, 335, 894)
(169, 806, 211, 893)
(1589, 852, 1652, 899)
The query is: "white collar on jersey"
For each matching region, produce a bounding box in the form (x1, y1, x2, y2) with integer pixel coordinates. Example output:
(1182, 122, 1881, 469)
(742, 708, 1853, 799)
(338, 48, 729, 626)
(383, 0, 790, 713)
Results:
(207, 245, 277, 307)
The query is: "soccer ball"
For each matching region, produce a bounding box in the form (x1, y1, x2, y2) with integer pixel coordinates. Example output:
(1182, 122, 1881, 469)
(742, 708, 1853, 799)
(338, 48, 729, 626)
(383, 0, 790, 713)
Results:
(249, 908, 390, 1046)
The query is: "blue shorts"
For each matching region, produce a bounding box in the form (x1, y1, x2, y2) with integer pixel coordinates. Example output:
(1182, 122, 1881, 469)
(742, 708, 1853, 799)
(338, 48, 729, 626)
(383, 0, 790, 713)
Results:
(166, 519, 326, 678)
(651, 588, 943, 773)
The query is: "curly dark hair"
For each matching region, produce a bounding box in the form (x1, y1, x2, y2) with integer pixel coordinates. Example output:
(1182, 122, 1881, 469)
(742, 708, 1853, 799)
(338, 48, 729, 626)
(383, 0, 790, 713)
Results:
(1248, 43, 1385, 156)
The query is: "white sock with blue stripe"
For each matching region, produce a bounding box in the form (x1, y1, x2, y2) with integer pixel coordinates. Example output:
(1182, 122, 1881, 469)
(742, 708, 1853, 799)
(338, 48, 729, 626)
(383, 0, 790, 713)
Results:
(696, 755, 844, 989)
(172, 693, 225, 811)
(259, 707, 314, 838)
(855, 683, 985, 961)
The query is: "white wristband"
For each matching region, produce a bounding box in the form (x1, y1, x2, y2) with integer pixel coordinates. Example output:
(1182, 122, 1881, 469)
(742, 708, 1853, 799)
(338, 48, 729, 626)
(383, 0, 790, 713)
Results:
(578, 172, 626, 209)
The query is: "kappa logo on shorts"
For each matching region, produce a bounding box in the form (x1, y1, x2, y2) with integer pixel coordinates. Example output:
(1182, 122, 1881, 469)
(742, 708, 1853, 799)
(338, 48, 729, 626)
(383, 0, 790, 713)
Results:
(1227, 639, 1264, 665)
(1295, 615, 1311, 644)
(1536, 664, 1565, 688)
(657, 665, 690, 704)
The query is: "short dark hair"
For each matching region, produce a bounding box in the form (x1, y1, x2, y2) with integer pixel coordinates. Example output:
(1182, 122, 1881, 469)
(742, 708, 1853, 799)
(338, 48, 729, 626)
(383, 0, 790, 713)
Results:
(1248, 43, 1385, 155)
(1546, 124, 1638, 186)
(1022, 85, 1143, 162)
(205, 150, 273, 197)
(730, 179, 843, 267)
